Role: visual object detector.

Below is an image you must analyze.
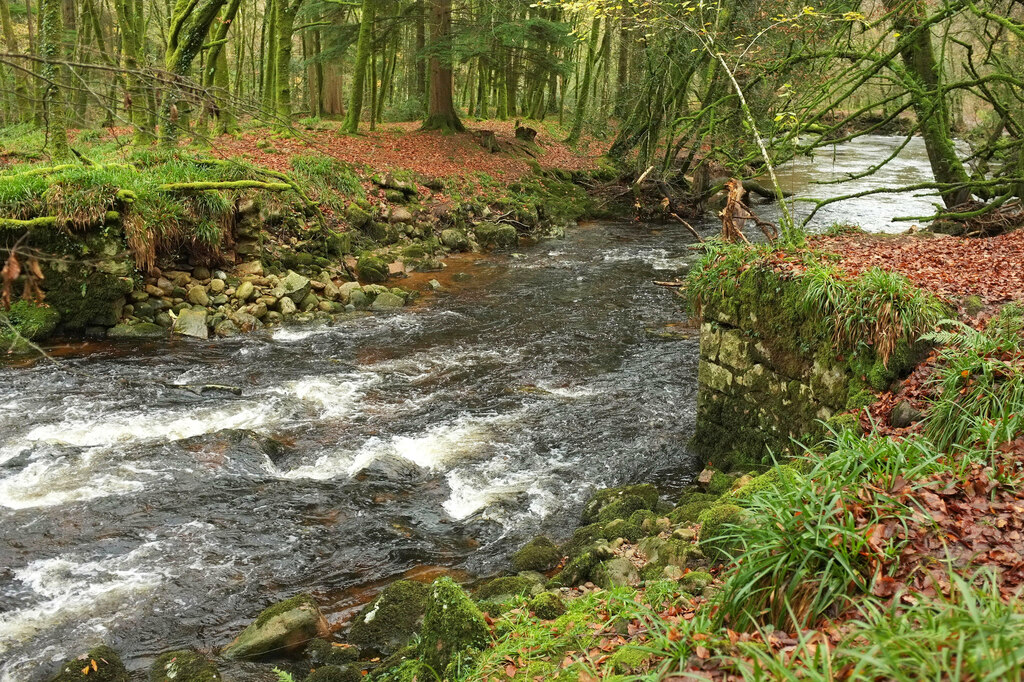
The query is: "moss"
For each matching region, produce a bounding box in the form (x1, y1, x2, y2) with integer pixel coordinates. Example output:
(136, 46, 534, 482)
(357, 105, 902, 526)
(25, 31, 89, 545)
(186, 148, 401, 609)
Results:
(825, 411, 863, 436)
(548, 551, 599, 588)
(474, 575, 535, 601)
(608, 645, 652, 674)
(306, 665, 362, 682)
(528, 592, 566, 620)
(668, 496, 718, 525)
(727, 465, 802, 503)
(846, 386, 876, 410)
(706, 471, 735, 496)
(49, 645, 128, 682)
(581, 484, 659, 524)
(348, 580, 429, 657)
(356, 255, 388, 283)
(596, 494, 650, 523)
(628, 509, 658, 532)
(679, 570, 714, 593)
(307, 639, 359, 667)
(418, 577, 490, 673)
(149, 650, 219, 682)
(5, 300, 61, 340)
(697, 504, 745, 560)
(965, 294, 985, 316)
(602, 518, 643, 542)
(512, 536, 561, 572)
(41, 262, 133, 329)
(346, 202, 371, 228)
(560, 523, 605, 558)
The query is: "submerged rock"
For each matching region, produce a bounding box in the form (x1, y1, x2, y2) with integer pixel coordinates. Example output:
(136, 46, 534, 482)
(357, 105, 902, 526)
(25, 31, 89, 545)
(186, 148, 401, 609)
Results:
(49, 645, 128, 682)
(370, 292, 405, 311)
(106, 321, 166, 339)
(149, 650, 220, 682)
(221, 593, 329, 659)
(305, 666, 361, 682)
(347, 579, 429, 657)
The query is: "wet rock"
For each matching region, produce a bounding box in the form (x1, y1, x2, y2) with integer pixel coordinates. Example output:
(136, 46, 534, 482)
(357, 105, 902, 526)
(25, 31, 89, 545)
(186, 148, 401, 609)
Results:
(222, 593, 329, 659)
(428, 279, 443, 291)
(348, 580, 429, 657)
(107, 322, 165, 339)
(209, 279, 225, 294)
(155, 312, 173, 328)
(474, 222, 519, 249)
(278, 296, 298, 315)
(149, 650, 220, 682)
(172, 309, 209, 339)
(370, 292, 405, 311)
(890, 400, 923, 428)
(187, 286, 210, 306)
(49, 645, 128, 682)
(214, 319, 241, 338)
(232, 312, 261, 332)
(307, 639, 359, 667)
(235, 281, 255, 302)
(418, 577, 489, 673)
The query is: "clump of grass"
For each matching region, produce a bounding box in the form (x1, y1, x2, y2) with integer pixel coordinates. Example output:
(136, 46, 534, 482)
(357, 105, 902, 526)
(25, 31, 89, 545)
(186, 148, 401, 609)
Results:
(291, 155, 365, 213)
(922, 304, 1024, 452)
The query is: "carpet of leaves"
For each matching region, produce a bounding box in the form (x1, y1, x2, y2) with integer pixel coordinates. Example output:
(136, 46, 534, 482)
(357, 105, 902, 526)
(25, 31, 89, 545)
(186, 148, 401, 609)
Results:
(810, 229, 1024, 304)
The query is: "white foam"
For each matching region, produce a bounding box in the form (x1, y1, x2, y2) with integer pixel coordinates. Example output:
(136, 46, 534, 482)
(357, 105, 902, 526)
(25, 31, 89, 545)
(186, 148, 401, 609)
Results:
(0, 457, 152, 510)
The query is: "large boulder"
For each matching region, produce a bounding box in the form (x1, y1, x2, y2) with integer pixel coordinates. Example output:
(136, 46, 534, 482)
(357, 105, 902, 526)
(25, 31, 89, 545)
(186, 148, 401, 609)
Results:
(356, 256, 388, 284)
(49, 645, 128, 682)
(347, 580, 429, 658)
(280, 270, 312, 303)
(172, 309, 209, 339)
(511, 536, 561, 572)
(580, 484, 659, 524)
(221, 593, 329, 659)
(418, 577, 489, 674)
(474, 222, 519, 250)
(149, 650, 220, 681)
(594, 557, 639, 589)
(370, 292, 405, 311)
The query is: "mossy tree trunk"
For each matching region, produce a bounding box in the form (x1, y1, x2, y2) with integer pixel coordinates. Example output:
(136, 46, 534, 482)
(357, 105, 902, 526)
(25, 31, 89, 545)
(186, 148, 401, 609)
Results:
(273, 0, 305, 128)
(114, 0, 152, 144)
(566, 15, 600, 145)
(341, 0, 374, 133)
(160, 0, 229, 146)
(422, 0, 463, 132)
(203, 0, 242, 135)
(39, 0, 70, 159)
(0, 0, 31, 122)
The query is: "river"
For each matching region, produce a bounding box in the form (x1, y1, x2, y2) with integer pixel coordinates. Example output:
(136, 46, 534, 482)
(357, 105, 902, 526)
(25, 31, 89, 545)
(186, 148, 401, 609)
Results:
(0, 135, 939, 680)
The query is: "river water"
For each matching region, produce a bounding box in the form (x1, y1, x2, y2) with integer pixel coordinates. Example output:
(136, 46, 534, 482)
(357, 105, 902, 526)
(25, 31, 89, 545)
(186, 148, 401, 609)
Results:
(0, 135, 938, 680)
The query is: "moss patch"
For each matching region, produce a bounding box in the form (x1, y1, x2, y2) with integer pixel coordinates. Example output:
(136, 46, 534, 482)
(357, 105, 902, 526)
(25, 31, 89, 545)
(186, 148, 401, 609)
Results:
(418, 577, 490, 673)
(512, 536, 561, 572)
(49, 645, 128, 682)
(149, 650, 219, 682)
(347, 580, 429, 657)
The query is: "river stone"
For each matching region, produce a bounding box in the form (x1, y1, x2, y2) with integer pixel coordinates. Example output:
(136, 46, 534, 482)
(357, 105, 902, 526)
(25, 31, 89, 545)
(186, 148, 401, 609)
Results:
(890, 400, 923, 428)
(322, 279, 341, 300)
(278, 296, 297, 315)
(440, 228, 469, 250)
(156, 278, 175, 296)
(172, 309, 208, 339)
(187, 286, 210, 306)
(236, 261, 264, 277)
(222, 593, 329, 659)
(281, 270, 312, 303)
(232, 312, 261, 332)
(418, 578, 489, 673)
(150, 650, 220, 682)
(349, 289, 368, 309)
(370, 292, 405, 311)
(155, 312, 173, 328)
(299, 292, 319, 312)
(107, 322, 166, 339)
(235, 281, 255, 302)
(595, 557, 640, 588)
(209, 279, 226, 294)
(338, 281, 362, 302)
(388, 206, 414, 224)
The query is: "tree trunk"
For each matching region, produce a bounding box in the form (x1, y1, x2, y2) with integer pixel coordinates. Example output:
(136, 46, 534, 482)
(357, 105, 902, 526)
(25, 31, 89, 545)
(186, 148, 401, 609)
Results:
(566, 15, 600, 145)
(39, 0, 69, 158)
(274, 0, 304, 127)
(341, 0, 374, 133)
(422, 0, 463, 132)
(0, 0, 30, 121)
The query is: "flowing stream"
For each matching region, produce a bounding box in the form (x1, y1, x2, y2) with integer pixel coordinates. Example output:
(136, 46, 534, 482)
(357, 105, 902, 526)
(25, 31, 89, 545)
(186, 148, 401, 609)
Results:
(0, 136, 937, 680)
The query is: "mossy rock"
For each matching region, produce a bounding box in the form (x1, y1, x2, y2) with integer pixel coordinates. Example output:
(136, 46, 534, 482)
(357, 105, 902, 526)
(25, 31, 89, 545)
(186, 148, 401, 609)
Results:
(628, 509, 659, 533)
(548, 551, 599, 588)
(222, 593, 329, 659)
(825, 411, 862, 436)
(726, 465, 802, 503)
(346, 203, 372, 228)
(474, 222, 519, 249)
(697, 504, 745, 560)
(348, 580, 429, 658)
(528, 592, 566, 620)
(326, 231, 353, 256)
(417, 577, 489, 673)
(512, 536, 561, 572)
(440, 228, 469, 250)
(306, 665, 362, 682)
(5, 300, 61, 340)
(40, 262, 132, 330)
(668, 491, 720, 526)
(356, 256, 388, 283)
(601, 518, 643, 542)
(581, 484, 659, 524)
(560, 523, 605, 558)
(608, 645, 653, 674)
(474, 575, 535, 601)
(149, 650, 220, 682)
(49, 645, 128, 682)
(679, 570, 714, 593)
(593, 557, 639, 589)
(307, 639, 359, 667)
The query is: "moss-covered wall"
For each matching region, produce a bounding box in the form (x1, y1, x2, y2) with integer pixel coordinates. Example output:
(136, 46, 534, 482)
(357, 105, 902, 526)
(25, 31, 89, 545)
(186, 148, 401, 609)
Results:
(692, 269, 852, 471)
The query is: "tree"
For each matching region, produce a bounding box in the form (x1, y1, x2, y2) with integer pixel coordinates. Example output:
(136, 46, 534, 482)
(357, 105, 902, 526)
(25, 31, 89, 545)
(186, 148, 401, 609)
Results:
(113, 0, 152, 144)
(566, 15, 600, 145)
(422, 0, 463, 132)
(38, 0, 69, 159)
(342, 0, 375, 133)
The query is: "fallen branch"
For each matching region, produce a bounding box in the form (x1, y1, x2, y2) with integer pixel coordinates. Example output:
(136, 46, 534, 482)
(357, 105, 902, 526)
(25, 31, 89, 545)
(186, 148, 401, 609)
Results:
(670, 213, 704, 242)
(158, 180, 292, 192)
(654, 280, 685, 287)
(0, 216, 58, 229)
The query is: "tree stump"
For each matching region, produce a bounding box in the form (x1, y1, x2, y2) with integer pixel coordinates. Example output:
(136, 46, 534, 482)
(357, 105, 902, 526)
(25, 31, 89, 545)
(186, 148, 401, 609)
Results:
(515, 126, 538, 143)
(474, 130, 501, 153)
